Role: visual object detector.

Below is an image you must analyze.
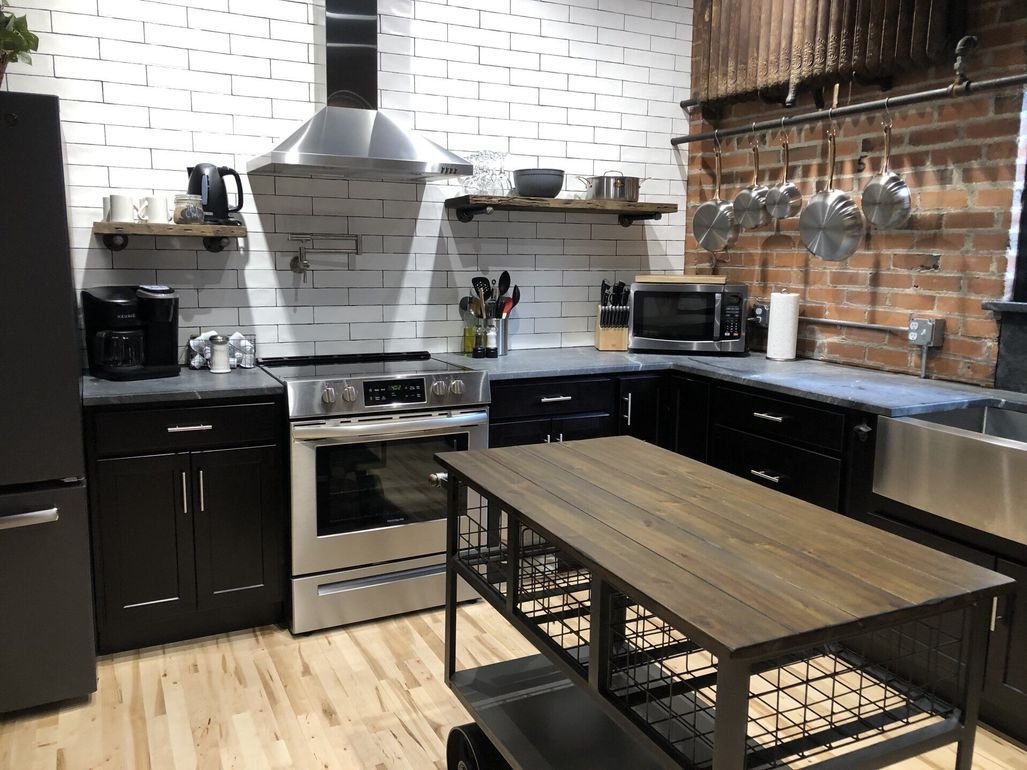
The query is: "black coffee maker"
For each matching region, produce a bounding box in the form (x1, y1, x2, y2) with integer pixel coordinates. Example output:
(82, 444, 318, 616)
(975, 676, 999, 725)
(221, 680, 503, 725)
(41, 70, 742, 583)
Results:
(82, 286, 180, 380)
(186, 163, 244, 225)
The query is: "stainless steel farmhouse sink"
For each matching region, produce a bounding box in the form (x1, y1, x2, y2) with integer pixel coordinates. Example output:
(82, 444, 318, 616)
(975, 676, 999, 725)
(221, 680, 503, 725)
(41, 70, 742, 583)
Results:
(874, 405, 1027, 546)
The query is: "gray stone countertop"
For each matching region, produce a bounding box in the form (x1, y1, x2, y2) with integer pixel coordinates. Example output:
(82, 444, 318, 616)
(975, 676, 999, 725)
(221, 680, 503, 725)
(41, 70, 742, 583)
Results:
(435, 348, 1027, 417)
(82, 366, 283, 407)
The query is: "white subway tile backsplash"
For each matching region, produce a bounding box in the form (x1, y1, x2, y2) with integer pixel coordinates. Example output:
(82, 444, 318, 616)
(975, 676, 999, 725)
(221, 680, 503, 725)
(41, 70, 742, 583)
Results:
(13, 0, 690, 356)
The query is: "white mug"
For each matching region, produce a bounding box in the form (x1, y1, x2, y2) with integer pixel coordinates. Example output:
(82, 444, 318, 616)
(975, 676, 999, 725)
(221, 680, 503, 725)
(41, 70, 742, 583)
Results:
(136, 195, 169, 223)
(108, 194, 134, 222)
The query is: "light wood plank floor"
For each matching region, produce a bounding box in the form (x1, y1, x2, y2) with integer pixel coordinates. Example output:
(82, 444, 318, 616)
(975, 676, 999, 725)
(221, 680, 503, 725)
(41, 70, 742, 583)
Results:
(1, 603, 1024, 769)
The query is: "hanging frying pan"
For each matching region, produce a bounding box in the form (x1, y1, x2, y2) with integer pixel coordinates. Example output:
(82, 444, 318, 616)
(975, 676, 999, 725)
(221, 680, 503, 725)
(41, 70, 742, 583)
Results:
(861, 113, 911, 229)
(733, 132, 770, 229)
(694, 139, 739, 253)
(765, 127, 803, 219)
(799, 127, 863, 260)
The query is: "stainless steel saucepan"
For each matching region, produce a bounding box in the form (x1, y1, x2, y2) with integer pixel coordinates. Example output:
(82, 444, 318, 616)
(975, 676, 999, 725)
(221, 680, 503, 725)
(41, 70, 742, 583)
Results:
(799, 128, 863, 261)
(693, 142, 738, 253)
(733, 134, 770, 229)
(861, 116, 911, 229)
(765, 132, 803, 220)
(578, 171, 646, 202)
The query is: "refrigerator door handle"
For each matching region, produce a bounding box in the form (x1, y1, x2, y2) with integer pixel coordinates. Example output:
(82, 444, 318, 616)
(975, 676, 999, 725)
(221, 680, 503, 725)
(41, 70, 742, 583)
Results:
(0, 506, 59, 531)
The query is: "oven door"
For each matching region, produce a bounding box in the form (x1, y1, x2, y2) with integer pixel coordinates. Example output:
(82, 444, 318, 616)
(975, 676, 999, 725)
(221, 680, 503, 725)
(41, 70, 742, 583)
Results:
(629, 284, 724, 352)
(290, 410, 488, 576)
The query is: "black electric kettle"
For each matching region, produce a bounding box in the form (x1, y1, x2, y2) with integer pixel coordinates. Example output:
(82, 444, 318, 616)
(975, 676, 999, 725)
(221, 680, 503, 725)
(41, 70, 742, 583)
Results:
(186, 164, 244, 224)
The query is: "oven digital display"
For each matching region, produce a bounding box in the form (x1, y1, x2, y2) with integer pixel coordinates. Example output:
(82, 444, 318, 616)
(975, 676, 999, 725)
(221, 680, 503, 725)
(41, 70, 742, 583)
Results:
(363, 377, 426, 405)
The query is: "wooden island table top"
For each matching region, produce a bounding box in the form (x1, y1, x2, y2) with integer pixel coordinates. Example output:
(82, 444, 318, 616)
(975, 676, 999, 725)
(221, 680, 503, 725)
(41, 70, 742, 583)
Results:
(436, 436, 1013, 661)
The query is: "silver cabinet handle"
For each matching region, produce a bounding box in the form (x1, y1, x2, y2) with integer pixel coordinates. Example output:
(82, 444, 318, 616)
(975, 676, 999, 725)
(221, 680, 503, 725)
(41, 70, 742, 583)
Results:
(991, 597, 999, 632)
(753, 412, 784, 423)
(181, 471, 189, 514)
(623, 393, 633, 426)
(540, 395, 572, 403)
(167, 424, 213, 433)
(0, 506, 59, 531)
(199, 470, 206, 513)
(557, 433, 564, 442)
(544, 434, 551, 443)
(750, 469, 782, 484)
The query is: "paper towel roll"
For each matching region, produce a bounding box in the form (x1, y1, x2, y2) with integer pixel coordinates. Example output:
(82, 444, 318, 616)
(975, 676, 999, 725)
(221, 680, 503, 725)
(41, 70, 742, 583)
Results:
(766, 292, 800, 361)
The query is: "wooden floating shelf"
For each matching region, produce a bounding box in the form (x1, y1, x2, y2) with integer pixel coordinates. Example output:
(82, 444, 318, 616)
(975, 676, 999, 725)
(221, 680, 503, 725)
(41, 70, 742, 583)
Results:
(92, 221, 247, 253)
(444, 195, 678, 227)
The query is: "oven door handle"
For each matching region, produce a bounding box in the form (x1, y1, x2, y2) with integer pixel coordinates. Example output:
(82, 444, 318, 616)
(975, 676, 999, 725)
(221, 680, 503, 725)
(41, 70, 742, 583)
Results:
(291, 412, 488, 442)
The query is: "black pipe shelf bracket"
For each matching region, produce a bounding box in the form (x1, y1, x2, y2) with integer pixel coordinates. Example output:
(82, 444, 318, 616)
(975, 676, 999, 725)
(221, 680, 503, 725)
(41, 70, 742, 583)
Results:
(671, 71, 1027, 147)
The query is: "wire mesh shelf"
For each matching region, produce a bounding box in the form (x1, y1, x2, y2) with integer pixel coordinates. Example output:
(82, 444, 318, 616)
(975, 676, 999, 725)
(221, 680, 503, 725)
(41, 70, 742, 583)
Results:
(605, 591, 966, 770)
(514, 522, 593, 672)
(455, 495, 508, 601)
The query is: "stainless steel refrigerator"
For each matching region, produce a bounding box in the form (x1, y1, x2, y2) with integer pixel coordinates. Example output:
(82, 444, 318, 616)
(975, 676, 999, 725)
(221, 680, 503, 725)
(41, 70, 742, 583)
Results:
(0, 92, 97, 712)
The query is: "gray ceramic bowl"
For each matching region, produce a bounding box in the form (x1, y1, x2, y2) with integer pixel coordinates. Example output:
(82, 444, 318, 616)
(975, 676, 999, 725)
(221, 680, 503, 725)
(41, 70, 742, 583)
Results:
(513, 168, 564, 198)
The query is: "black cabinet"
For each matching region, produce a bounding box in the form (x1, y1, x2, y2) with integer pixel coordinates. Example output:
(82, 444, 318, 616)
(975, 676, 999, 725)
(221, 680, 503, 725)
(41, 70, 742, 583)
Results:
(489, 377, 617, 448)
(657, 374, 710, 461)
(87, 400, 285, 653)
(985, 558, 1027, 740)
(617, 375, 661, 444)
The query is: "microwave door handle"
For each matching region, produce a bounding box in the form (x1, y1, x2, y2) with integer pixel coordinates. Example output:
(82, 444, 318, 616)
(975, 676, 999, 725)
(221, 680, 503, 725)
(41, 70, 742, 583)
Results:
(712, 293, 723, 339)
(291, 412, 487, 442)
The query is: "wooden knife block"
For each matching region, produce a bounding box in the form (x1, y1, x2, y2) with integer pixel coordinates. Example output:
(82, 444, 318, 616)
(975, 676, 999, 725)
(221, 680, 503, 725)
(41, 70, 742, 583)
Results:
(594, 305, 628, 351)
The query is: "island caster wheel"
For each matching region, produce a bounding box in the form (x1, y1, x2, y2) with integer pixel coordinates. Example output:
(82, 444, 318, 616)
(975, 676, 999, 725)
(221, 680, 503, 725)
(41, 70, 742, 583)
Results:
(446, 724, 509, 770)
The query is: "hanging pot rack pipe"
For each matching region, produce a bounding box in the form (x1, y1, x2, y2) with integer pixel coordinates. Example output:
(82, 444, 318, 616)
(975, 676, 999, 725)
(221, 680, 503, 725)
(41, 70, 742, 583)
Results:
(670, 72, 1027, 147)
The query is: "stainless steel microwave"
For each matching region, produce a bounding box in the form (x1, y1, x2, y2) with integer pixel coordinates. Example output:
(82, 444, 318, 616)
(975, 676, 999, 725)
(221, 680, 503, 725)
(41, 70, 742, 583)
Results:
(628, 283, 748, 354)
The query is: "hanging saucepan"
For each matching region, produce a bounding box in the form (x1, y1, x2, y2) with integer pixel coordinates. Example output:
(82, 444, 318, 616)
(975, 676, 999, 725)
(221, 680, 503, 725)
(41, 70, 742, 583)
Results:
(693, 139, 739, 253)
(861, 115, 911, 229)
(799, 127, 863, 261)
(733, 133, 770, 229)
(765, 129, 803, 220)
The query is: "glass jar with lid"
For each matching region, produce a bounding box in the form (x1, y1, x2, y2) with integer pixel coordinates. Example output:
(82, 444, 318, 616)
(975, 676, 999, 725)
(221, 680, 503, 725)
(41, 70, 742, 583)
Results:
(173, 194, 205, 224)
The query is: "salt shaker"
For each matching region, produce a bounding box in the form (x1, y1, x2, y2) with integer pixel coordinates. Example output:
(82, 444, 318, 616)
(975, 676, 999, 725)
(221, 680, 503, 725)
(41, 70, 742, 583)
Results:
(208, 335, 231, 373)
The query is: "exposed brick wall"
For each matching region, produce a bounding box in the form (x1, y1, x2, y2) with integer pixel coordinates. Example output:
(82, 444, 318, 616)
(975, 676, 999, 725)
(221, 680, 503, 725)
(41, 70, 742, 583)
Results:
(685, 0, 1027, 386)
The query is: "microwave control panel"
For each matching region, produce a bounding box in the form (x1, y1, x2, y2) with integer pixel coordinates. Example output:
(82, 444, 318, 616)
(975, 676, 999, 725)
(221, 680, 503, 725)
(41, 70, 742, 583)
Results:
(364, 377, 427, 405)
(720, 294, 744, 338)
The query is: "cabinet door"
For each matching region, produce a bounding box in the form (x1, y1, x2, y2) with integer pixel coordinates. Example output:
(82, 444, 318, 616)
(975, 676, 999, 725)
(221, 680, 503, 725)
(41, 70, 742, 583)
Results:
(552, 413, 617, 443)
(191, 446, 282, 611)
(618, 375, 661, 444)
(658, 375, 711, 461)
(490, 418, 553, 448)
(94, 453, 195, 628)
(985, 558, 1027, 742)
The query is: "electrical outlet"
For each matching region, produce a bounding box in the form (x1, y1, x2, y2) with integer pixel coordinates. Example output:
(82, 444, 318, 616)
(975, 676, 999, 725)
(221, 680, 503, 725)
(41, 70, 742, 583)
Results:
(907, 317, 945, 347)
(751, 302, 770, 328)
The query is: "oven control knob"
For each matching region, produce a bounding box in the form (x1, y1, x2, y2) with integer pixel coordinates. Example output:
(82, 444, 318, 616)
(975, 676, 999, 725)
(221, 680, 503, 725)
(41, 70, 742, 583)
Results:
(431, 380, 448, 397)
(449, 379, 466, 396)
(321, 385, 336, 405)
(340, 386, 357, 403)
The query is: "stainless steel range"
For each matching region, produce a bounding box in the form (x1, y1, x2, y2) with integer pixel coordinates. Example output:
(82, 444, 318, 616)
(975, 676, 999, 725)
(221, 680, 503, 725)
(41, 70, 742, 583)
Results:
(260, 352, 488, 633)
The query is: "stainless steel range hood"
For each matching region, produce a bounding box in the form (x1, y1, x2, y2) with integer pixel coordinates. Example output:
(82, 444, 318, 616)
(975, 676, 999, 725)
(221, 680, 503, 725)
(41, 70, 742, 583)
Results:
(246, 0, 470, 181)
(247, 106, 471, 180)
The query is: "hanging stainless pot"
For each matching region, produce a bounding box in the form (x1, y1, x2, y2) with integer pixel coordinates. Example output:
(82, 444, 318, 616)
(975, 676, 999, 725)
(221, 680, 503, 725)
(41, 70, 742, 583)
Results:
(861, 118, 911, 229)
(733, 136, 770, 229)
(765, 133, 803, 219)
(693, 145, 739, 253)
(799, 129, 863, 261)
(577, 171, 646, 202)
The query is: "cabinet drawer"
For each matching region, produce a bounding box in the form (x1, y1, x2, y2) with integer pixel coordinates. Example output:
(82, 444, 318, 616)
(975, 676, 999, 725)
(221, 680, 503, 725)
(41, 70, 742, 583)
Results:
(716, 387, 846, 453)
(711, 426, 842, 511)
(93, 402, 278, 457)
(490, 377, 616, 420)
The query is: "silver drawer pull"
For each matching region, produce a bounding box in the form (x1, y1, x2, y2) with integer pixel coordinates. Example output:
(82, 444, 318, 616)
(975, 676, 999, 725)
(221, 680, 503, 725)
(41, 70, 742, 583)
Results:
(181, 472, 189, 515)
(540, 395, 573, 403)
(167, 424, 213, 433)
(0, 506, 59, 531)
(750, 469, 782, 484)
(753, 412, 785, 423)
